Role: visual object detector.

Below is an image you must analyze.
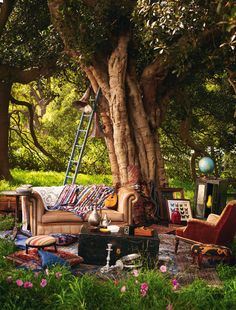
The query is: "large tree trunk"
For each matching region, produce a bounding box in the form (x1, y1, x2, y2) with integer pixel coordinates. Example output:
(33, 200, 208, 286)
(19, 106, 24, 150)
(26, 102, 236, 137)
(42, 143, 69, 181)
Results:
(0, 81, 12, 180)
(48, 2, 169, 188)
(90, 36, 168, 187)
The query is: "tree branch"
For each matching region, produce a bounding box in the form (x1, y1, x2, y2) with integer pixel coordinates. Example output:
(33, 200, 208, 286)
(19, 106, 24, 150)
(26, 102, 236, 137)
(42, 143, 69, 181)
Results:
(0, 64, 56, 84)
(10, 95, 60, 164)
(0, 0, 16, 37)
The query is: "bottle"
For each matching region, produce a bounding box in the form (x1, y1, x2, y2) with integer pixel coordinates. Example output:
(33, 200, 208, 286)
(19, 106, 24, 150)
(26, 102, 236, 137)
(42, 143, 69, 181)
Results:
(171, 208, 181, 224)
(206, 195, 212, 209)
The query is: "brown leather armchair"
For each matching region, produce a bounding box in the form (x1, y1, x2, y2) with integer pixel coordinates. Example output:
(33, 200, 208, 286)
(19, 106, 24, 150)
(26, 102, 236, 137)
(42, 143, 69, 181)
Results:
(175, 200, 236, 253)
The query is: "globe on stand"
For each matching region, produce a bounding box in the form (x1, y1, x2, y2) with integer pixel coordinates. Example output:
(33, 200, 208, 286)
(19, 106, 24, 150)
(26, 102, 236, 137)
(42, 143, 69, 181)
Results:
(198, 157, 215, 175)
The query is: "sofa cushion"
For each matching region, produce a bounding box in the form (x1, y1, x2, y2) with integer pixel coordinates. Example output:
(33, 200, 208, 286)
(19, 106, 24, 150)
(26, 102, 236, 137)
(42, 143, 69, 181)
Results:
(42, 211, 83, 223)
(42, 209, 124, 224)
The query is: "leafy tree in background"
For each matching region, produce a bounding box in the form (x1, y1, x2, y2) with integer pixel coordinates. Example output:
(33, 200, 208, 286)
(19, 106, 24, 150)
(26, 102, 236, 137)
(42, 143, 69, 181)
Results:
(48, 0, 235, 187)
(0, 0, 62, 180)
(161, 71, 236, 181)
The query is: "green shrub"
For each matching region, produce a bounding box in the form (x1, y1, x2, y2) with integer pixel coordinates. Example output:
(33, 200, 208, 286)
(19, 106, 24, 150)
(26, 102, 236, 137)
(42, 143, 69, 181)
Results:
(0, 215, 15, 231)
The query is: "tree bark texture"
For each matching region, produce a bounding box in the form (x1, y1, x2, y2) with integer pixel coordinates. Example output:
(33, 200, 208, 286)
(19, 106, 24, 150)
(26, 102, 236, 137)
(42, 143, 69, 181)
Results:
(0, 82, 12, 180)
(88, 38, 168, 187)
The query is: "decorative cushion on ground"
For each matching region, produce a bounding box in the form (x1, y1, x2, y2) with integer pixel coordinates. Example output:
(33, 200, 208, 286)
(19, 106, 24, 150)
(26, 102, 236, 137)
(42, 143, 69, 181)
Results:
(50, 233, 78, 246)
(38, 250, 68, 268)
(191, 244, 232, 257)
(6, 248, 84, 270)
(191, 243, 232, 267)
(25, 235, 56, 247)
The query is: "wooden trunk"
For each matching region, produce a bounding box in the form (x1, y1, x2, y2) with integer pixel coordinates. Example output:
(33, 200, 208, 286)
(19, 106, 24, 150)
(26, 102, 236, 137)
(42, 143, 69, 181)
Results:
(78, 231, 160, 266)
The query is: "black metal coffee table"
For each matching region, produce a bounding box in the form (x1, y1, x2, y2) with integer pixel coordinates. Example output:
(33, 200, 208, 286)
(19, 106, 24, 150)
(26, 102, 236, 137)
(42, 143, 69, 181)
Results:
(78, 225, 160, 266)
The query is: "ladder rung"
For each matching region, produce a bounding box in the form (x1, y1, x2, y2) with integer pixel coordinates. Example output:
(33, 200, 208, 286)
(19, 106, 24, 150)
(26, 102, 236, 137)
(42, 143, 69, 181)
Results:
(66, 176, 73, 179)
(75, 145, 82, 148)
(70, 160, 78, 164)
(78, 130, 87, 132)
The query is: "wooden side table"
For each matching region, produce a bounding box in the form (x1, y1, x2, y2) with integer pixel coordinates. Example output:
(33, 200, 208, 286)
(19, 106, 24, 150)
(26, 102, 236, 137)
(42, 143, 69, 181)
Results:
(0, 190, 32, 238)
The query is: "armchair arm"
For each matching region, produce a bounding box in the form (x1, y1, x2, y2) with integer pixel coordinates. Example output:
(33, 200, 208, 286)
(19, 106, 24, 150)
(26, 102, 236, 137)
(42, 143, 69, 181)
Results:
(117, 187, 139, 224)
(183, 218, 218, 244)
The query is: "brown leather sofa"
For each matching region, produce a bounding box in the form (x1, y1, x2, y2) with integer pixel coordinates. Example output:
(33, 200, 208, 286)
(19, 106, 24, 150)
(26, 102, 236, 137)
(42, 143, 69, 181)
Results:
(29, 186, 139, 236)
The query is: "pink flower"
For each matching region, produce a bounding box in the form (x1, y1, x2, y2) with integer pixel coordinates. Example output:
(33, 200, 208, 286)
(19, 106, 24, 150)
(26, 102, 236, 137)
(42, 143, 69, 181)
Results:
(166, 304, 173, 310)
(16, 279, 24, 287)
(172, 278, 179, 290)
(23, 281, 33, 289)
(55, 272, 62, 280)
(120, 285, 126, 293)
(40, 279, 47, 288)
(159, 265, 167, 273)
(132, 269, 139, 277)
(140, 282, 149, 297)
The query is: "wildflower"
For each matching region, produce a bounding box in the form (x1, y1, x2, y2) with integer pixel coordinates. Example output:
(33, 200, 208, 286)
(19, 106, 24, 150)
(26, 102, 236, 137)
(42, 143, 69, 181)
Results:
(172, 278, 179, 290)
(132, 269, 139, 277)
(113, 279, 119, 286)
(166, 304, 173, 310)
(120, 285, 126, 293)
(55, 272, 62, 280)
(6, 276, 13, 284)
(16, 279, 24, 287)
(23, 281, 33, 289)
(140, 282, 149, 297)
(160, 265, 167, 273)
(40, 279, 47, 288)
(45, 269, 49, 276)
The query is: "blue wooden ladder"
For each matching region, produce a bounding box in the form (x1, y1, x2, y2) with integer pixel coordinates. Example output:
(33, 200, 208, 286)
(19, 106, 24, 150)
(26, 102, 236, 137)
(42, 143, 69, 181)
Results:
(63, 88, 101, 185)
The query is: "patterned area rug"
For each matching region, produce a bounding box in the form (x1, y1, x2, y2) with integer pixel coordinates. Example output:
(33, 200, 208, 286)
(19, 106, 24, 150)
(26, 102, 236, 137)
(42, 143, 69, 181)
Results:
(0, 230, 221, 286)
(59, 233, 221, 287)
(158, 234, 221, 286)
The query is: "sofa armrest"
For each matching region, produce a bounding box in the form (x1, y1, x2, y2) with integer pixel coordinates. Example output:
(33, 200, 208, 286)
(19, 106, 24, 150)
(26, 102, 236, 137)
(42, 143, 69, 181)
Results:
(31, 191, 46, 223)
(117, 187, 139, 225)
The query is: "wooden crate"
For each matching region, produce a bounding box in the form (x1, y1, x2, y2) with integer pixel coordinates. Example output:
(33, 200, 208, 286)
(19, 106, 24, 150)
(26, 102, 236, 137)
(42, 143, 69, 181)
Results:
(0, 196, 21, 215)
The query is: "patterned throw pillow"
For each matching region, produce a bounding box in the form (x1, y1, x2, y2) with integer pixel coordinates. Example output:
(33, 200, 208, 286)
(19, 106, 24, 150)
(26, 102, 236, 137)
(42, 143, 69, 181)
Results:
(133, 196, 146, 225)
(6, 248, 84, 270)
(50, 234, 78, 246)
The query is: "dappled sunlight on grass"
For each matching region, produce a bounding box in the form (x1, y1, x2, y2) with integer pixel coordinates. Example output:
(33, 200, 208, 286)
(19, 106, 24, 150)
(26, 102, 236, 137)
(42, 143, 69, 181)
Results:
(0, 169, 112, 190)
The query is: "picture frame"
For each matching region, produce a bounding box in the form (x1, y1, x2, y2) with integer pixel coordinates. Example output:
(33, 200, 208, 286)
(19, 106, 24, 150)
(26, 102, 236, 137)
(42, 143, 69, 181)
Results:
(166, 199, 192, 223)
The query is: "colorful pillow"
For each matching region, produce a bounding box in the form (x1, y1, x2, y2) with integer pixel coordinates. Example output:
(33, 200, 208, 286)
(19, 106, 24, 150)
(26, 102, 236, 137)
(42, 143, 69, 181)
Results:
(50, 233, 78, 246)
(6, 248, 84, 270)
(38, 250, 69, 268)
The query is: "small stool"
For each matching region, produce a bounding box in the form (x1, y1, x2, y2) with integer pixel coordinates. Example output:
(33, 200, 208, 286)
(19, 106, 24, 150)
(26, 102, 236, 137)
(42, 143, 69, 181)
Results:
(191, 243, 232, 268)
(25, 235, 57, 254)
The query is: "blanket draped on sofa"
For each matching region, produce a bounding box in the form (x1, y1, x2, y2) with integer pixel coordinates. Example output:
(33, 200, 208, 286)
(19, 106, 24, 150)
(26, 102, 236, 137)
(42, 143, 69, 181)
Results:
(33, 185, 114, 219)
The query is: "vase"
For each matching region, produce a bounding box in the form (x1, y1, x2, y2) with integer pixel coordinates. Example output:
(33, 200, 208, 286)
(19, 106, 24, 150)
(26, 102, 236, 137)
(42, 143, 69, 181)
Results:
(88, 205, 101, 227)
(171, 208, 181, 224)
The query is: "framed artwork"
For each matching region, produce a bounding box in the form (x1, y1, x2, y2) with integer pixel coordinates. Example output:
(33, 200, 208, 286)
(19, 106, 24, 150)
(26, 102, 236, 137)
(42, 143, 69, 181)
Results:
(166, 199, 192, 223)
